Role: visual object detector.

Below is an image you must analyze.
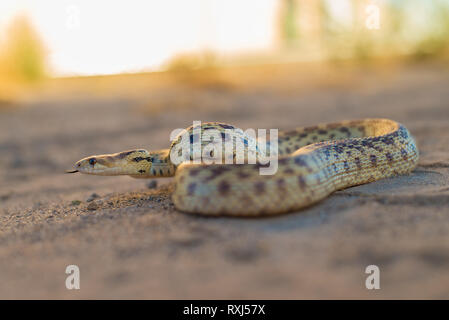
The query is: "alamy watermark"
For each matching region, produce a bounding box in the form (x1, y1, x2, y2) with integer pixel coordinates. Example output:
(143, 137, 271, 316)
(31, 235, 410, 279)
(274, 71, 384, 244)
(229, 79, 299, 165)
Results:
(365, 265, 380, 290)
(365, 4, 380, 30)
(65, 265, 80, 290)
(66, 5, 81, 30)
(169, 121, 279, 175)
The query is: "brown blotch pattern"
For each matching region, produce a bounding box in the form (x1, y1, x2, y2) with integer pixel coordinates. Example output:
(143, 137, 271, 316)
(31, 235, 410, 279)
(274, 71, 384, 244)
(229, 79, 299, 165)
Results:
(370, 154, 377, 167)
(218, 180, 231, 195)
(237, 171, 251, 179)
(298, 176, 306, 189)
(187, 182, 197, 196)
(254, 182, 266, 194)
(355, 157, 362, 169)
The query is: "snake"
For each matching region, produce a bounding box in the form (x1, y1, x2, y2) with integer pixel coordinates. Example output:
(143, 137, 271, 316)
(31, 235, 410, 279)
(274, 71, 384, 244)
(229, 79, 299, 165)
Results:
(68, 118, 419, 216)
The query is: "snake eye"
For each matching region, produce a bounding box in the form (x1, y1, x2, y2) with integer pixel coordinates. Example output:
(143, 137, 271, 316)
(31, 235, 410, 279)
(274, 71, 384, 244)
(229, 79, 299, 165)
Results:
(89, 158, 97, 166)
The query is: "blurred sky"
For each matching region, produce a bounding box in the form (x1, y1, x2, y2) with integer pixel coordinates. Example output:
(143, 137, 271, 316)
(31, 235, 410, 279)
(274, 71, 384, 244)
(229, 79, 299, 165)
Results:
(0, 0, 278, 76)
(0, 0, 445, 76)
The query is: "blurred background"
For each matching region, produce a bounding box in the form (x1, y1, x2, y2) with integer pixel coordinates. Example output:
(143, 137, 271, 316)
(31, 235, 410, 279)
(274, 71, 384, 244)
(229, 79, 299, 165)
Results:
(1, 0, 448, 93)
(0, 0, 449, 299)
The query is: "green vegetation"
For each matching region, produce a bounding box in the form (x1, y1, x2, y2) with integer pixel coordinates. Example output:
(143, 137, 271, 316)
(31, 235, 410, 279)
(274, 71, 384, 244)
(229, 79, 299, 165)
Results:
(279, 0, 449, 63)
(0, 15, 47, 82)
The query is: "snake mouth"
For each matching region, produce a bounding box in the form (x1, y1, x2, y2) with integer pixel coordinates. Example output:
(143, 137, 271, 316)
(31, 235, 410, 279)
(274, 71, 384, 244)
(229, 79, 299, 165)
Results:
(65, 170, 79, 174)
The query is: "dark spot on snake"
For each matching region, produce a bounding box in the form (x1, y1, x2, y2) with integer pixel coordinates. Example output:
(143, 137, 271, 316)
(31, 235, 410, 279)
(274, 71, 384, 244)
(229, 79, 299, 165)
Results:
(277, 179, 286, 189)
(401, 148, 408, 160)
(204, 166, 231, 181)
(385, 152, 393, 163)
(117, 151, 135, 159)
(375, 146, 384, 153)
(138, 169, 145, 174)
(285, 147, 291, 154)
(218, 180, 231, 195)
(133, 156, 152, 163)
(382, 137, 393, 145)
(329, 133, 336, 139)
(370, 154, 377, 167)
(355, 146, 365, 154)
(318, 129, 327, 135)
(189, 168, 201, 177)
(312, 135, 318, 141)
(344, 161, 350, 171)
(334, 145, 344, 154)
(355, 157, 361, 169)
(399, 127, 408, 139)
(361, 140, 375, 148)
(187, 183, 197, 196)
(254, 182, 265, 194)
(299, 133, 308, 138)
(237, 171, 251, 179)
(298, 176, 306, 189)
(294, 156, 307, 167)
(284, 168, 294, 174)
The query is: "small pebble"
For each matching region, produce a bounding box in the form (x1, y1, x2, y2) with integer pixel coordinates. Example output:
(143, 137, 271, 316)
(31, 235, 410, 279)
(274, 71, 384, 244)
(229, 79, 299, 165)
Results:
(86, 193, 100, 202)
(87, 202, 99, 211)
(147, 180, 158, 189)
(71, 200, 81, 206)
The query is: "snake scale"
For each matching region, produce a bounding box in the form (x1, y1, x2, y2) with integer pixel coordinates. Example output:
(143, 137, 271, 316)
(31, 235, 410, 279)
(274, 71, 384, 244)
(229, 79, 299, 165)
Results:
(69, 118, 419, 216)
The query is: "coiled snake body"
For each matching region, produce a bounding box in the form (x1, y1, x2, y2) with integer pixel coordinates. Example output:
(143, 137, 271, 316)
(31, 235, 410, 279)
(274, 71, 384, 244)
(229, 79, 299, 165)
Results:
(69, 119, 419, 216)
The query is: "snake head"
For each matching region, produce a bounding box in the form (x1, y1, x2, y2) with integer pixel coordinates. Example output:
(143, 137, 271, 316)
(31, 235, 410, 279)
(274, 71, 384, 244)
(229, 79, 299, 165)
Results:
(69, 149, 152, 176)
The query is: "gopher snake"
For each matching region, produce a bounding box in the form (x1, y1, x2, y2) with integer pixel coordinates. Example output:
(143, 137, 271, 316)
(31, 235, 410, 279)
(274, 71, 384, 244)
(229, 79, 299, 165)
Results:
(69, 119, 419, 216)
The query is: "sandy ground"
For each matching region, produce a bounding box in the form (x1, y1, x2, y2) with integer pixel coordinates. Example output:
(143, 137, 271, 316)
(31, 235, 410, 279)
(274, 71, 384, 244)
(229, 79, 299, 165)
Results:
(0, 61, 448, 299)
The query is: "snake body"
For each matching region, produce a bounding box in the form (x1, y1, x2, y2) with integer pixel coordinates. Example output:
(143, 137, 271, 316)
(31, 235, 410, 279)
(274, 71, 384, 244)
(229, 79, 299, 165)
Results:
(70, 118, 419, 216)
